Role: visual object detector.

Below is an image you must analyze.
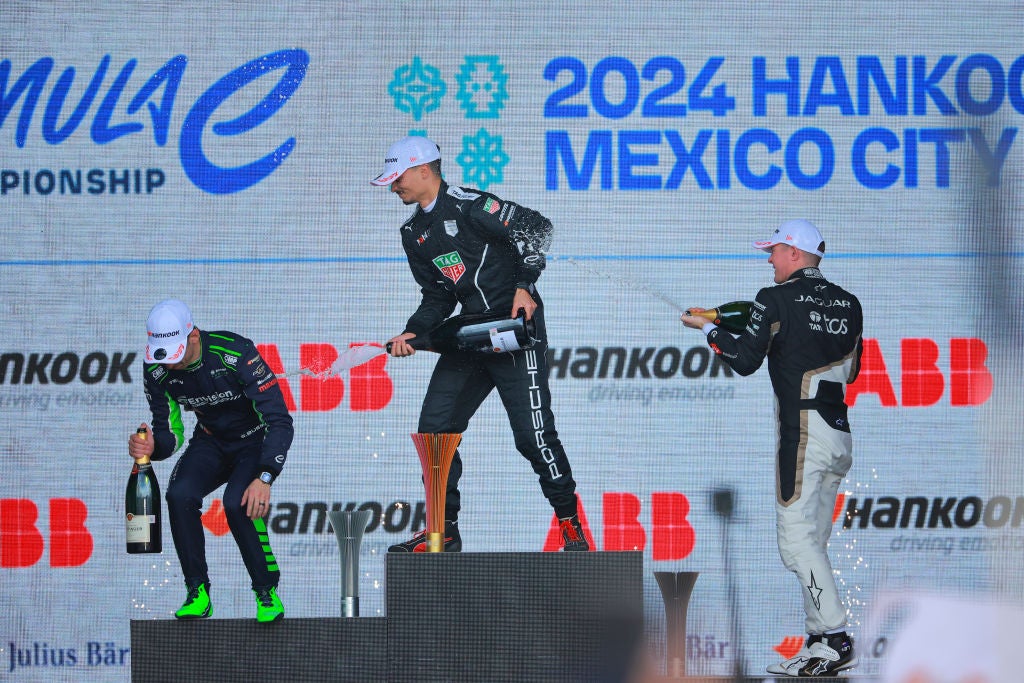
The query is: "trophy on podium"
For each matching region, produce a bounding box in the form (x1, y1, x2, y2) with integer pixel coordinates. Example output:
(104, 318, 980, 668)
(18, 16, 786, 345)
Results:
(410, 432, 462, 552)
(655, 571, 700, 678)
(328, 509, 373, 617)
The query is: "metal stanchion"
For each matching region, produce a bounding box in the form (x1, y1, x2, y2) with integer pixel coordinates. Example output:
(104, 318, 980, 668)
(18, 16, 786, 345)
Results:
(655, 571, 700, 678)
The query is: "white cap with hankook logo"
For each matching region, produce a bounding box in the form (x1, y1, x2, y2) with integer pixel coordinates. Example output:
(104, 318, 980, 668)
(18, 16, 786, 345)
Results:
(145, 299, 193, 364)
(370, 136, 441, 186)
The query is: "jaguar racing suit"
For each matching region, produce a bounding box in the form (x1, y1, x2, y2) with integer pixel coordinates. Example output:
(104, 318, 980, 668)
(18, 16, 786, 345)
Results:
(399, 181, 579, 521)
(704, 267, 863, 634)
(143, 330, 293, 591)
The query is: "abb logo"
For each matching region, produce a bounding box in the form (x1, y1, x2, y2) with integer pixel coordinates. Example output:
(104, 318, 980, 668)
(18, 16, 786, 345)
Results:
(540, 492, 847, 556)
(542, 493, 696, 560)
(0, 499, 92, 567)
(847, 338, 992, 407)
(257, 343, 393, 412)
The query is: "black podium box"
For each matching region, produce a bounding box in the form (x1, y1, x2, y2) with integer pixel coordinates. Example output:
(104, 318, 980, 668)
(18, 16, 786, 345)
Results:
(130, 616, 386, 682)
(130, 552, 643, 682)
(385, 551, 643, 683)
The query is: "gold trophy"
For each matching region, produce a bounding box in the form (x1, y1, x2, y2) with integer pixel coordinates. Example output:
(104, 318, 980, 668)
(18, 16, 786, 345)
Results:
(410, 433, 462, 552)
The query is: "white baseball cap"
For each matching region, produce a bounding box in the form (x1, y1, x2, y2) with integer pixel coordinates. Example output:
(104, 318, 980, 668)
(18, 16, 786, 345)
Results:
(753, 219, 826, 257)
(145, 299, 194, 364)
(370, 136, 441, 186)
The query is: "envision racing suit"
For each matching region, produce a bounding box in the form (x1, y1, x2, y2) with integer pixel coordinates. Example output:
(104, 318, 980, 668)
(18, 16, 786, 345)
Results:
(704, 267, 863, 634)
(399, 182, 579, 521)
(143, 330, 294, 591)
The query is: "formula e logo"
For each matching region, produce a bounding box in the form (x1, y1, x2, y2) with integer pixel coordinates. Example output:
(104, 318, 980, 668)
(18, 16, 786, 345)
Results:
(1, 49, 309, 194)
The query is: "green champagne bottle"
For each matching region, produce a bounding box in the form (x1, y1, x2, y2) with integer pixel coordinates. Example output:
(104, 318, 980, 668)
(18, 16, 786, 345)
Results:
(387, 309, 537, 354)
(686, 301, 754, 334)
(126, 427, 162, 554)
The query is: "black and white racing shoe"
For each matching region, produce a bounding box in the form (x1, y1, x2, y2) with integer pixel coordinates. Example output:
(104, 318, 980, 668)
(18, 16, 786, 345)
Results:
(798, 632, 857, 677)
(766, 634, 821, 676)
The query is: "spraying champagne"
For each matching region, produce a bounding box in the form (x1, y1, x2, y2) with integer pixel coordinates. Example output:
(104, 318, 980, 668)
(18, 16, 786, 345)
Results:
(290, 311, 540, 380)
(386, 309, 537, 355)
(684, 301, 754, 335)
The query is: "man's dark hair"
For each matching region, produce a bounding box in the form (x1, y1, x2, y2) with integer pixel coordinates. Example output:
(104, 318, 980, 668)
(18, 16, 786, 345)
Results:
(427, 158, 442, 176)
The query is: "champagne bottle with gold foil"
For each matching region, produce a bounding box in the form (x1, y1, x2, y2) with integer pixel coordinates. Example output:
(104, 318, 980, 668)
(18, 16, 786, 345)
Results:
(125, 427, 162, 554)
(686, 301, 754, 334)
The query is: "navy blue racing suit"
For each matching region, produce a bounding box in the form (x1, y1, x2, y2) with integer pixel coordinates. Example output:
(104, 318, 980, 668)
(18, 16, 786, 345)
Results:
(143, 329, 293, 590)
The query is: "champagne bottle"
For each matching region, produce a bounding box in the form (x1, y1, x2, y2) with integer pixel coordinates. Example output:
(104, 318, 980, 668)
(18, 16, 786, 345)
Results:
(126, 427, 162, 554)
(386, 309, 537, 355)
(685, 301, 754, 335)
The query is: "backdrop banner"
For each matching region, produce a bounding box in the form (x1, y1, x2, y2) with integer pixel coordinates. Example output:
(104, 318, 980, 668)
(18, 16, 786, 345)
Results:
(2, 2, 1022, 679)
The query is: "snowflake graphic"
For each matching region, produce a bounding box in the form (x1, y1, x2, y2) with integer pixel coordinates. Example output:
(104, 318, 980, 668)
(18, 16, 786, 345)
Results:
(455, 128, 509, 190)
(455, 56, 508, 119)
(388, 57, 446, 121)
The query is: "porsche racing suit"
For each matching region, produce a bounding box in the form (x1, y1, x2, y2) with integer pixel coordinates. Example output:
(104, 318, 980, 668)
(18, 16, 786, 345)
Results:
(143, 329, 293, 590)
(399, 182, 579, 521)
(704, 267, 863, 633)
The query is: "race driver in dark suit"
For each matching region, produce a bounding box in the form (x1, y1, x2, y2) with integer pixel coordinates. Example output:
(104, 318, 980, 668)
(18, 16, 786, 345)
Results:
(128, 298, 293, 622)
(681, 220, 863, 677)
(371, 135, 588, 553)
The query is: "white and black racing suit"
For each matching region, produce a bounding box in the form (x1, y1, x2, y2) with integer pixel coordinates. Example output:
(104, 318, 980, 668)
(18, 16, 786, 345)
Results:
(703, 267, 863, 634)
(398, 182, 579, 521)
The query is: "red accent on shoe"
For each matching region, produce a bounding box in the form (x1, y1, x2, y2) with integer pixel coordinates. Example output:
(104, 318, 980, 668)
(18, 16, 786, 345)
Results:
(412, 536, 457, 552)
(560, 519, 583, 542)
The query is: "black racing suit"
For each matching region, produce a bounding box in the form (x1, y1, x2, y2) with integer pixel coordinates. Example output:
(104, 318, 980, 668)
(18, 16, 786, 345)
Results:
(399, 182, 579, 521)
(704, 267, 863, 633)
(143, 329, 293, 590)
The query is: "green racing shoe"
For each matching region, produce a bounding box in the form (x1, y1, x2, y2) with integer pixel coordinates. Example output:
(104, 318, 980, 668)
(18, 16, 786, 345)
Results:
(254, 586, 284, 623)
(174, 582, 212, 619)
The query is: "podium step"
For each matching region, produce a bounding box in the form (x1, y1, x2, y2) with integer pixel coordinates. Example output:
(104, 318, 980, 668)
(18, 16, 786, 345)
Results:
(130, 617, 386, 683)
(386, 551, 643, 683)
(130, 551, 644, 682)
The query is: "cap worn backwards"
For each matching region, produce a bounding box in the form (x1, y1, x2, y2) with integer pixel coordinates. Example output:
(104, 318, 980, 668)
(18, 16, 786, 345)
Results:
(752, 219, 825, 257)
(145, 299, 193, 364)
(370, 136, 440, 186)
